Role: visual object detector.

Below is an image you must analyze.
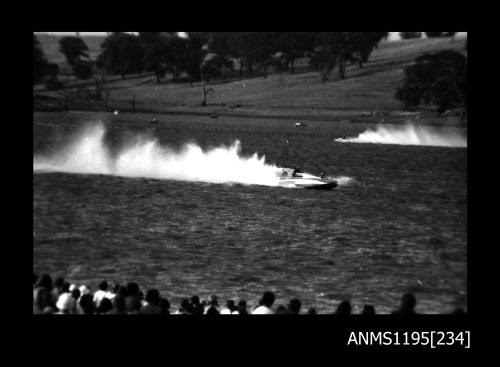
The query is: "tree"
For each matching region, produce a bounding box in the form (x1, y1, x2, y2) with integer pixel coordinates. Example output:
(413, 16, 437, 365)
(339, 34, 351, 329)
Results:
(310, 50, 337, 82)
(139, 32, 172, 83)
(206, 32, 235, 76)
(181, 32, 206, 84)
(44, 63, 63, 90)
(351, 32, 388, 68)
(59, 36, 96, 81)
(395, 50, 467, 113)
(399, 32, 422, 40)
(229, 32, 257, 76)
(208, 32, 234, 69)
(208, 32, 232, 55)
(425, 32, 444, 38)
(72, 59, 94, 80)
(275, 32, 316, 74)
(311, 32, 357, 80)
(253, 32, 281, 78)
(59, 36, 89, 66)
(166, 35, 192, 82)
(142, 42, 168, 83)
(200, 53, 216, 106)
(34, 34, 49, 85)
(97, 33, 144, 79)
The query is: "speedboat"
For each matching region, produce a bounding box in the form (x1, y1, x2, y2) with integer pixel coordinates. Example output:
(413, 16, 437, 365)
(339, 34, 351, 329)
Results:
(278, 168, 338, 190)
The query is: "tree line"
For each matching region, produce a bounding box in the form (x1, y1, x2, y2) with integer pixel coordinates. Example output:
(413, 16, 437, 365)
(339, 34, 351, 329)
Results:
(399, 32, 458, 40)
(34, 32, 390, 88)
(34, 32, 466, 114)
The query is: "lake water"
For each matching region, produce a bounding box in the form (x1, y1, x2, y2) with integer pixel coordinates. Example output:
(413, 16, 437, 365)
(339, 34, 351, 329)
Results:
(33, 112, 467, 313)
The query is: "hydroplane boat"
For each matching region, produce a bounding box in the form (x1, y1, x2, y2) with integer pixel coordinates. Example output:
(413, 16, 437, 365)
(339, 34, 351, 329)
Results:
(278, 168, 338, 190)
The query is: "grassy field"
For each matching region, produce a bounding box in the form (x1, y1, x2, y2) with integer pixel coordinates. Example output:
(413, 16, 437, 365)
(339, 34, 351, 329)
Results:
(34, 35, 467, 125)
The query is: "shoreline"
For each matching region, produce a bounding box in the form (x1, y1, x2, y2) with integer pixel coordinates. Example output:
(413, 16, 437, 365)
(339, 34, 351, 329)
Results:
(33, 108, 467, 127)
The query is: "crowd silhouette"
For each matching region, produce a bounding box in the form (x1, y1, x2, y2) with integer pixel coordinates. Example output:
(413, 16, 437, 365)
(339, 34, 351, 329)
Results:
(33, 273, 466, 315)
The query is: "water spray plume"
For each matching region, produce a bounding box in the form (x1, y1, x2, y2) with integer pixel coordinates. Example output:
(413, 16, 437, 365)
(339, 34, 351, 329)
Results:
(34, 123, 355, 188)
(34, 123, 281, 186)
(336, 124, 467, 147)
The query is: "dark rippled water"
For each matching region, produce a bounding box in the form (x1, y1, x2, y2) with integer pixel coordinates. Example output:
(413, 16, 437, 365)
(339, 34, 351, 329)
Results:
(33, 112, 467, 313)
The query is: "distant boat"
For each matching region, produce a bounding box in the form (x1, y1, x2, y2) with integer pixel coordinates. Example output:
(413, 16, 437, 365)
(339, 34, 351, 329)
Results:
(278, 168, 338, 190)
(295, 122, 306, 127)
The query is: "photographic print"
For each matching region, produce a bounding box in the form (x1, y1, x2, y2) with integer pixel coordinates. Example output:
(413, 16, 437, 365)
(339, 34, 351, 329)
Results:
(33, 32, 467, 317)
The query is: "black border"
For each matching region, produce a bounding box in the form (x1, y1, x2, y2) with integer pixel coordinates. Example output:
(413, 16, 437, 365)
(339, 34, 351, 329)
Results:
(27, 9, 479, 354)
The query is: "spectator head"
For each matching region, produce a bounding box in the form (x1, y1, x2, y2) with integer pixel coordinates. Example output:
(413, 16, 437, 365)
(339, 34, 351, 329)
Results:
(307, 308, 317, 314)
(335, 300, 352, 315)
(79, 285, 90, 296)
(69, 284, 77, 292)
(191, 296, 204, 315)
(226, 300, 236, 312)
(180, 298, 192, 314)
(262, 291, 275, 308)
(288, 298, 302, 314)
(362, 305, 376, 315)
(127, 282, 140, 297)
(71, 288, 81, 301)
(400, 293, 417, 312)
(99, 281, 108, 291)
(159, 298, 170, 314)
(209, 295, 218, 307)
(56, 293, 76, 314)
(37, 274, 53, 290)
(126, 296, 142, 314)
(34, 288, 52, 312)
(191, 295, 200, 305)
(237, 300, 248, 315)
(79, 294, 95, 314)
(117, 286, 129, 298)
(112, 283, 121, 294)
(145, 289, 161, 306)
(62, 282, 70, 293)
(54, 276, 65, 289)
(97, 298, 113, 314)
(113, 294, 126, 313)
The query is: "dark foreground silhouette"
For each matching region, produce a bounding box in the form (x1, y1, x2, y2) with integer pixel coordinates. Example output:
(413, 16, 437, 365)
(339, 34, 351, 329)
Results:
(33, 273, 466, 315)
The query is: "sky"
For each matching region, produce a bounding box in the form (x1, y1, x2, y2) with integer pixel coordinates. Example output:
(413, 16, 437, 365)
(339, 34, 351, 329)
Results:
(34, 32, 467, 41)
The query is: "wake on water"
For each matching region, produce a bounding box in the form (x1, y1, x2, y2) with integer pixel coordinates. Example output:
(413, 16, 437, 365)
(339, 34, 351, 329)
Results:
(335, 123, 467, 148)
(34, 123, 353, 188)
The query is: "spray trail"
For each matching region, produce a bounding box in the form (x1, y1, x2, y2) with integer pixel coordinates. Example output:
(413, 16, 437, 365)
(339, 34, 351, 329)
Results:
(328, 176, 355, 186)
(34, 123, 356, 187)
(336, 124, 467, 147)
(34, 123, 285, 186)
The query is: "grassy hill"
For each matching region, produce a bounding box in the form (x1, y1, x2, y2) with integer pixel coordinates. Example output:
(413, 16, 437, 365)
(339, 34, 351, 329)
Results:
(34, 35, 467, 124)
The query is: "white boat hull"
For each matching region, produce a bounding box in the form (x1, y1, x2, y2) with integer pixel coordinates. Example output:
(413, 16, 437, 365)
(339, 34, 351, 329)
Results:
(278, 168, 338, 190)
